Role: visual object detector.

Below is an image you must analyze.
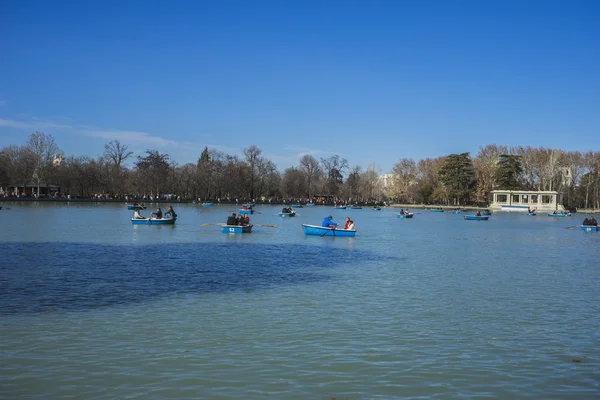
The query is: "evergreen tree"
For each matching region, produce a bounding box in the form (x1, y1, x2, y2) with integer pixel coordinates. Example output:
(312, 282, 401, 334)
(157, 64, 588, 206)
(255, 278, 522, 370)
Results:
(439, 153, 475, 205)
(495, 154, 523, 190)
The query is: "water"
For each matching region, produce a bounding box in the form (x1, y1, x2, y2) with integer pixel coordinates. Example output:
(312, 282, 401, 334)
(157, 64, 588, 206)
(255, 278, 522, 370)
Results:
(1, 203, 598, 399)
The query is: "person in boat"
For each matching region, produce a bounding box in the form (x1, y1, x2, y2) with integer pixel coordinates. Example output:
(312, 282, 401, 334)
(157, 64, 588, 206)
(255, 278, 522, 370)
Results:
(343, 217, 351, 229)
(476, 211, 482, 216)
(236, 214, 244, 225)
(347, 219, 355, 230)
(242, 205, 248, 210)
(133, 209, 145, 219)
(322, 215, 338, 228)
(282, 206, 290, 214)
(243, 214, 250, 225)
(553, 210, 558, 214)
(165, 206, 177, 219)
(399, 209, 405, 215)
(591, 216, 598, 226)
(583, 217, 590, 226)
(151, 208, 163, 219)
(226, 213, 237, 225)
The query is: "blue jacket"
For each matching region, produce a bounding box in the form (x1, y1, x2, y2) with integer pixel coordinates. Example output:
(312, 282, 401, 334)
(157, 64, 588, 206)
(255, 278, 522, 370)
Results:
(321, 217, 338, 228)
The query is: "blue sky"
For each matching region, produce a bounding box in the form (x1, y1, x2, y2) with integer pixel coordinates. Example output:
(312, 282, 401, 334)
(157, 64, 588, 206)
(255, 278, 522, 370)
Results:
(1, 0, 598, 172)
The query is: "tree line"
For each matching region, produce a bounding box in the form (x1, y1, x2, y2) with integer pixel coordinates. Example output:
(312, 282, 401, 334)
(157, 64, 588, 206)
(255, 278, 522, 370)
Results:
(0, 132, 598, 209)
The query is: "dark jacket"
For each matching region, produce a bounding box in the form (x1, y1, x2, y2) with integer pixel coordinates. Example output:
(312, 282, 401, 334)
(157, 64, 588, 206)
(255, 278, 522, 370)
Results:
(226, 215, 237, 225)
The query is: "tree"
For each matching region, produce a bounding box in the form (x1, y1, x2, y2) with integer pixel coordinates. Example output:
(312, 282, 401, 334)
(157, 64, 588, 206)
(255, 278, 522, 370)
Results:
(25, 131, 61, 196)
(134, 150, 170, 196)
(439, 153, 475, 205)
(103, 140, 133, 195)
(298, 154, 322, 199)
(391, 158, 417, 202)
(320, 155, 348, 196)
(495, 154, 523, 190)
(243, 145, 262, 200)
(419, 184, 433, 204)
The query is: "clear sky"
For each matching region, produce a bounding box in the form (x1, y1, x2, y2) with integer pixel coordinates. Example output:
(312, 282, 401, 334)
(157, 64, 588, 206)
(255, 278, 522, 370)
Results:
(1, 0, 598, 172)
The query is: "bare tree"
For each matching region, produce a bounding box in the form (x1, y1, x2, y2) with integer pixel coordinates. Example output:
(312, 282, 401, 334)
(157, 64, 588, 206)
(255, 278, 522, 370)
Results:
(298, 154, 322, 199)
(243, 145, 262, 200)
(25, 131, 61, 196)
(320, 155, 348, 196)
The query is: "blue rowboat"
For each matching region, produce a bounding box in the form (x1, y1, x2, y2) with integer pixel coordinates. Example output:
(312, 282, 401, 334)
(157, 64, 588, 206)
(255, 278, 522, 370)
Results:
(201, 203, 213, 206)
(239, 209, 254, 215)
(526, 213, 537, 216)
(127, 205, 146, 210)
(131, 217, 176, 225)
(302, 224, 356, 237)
(547, 213, 571, 217)
(305, 203, 315, 207)
(452, 211, 461, 214)
(430, 209, 444, 212)
(291, 205, 303, 209)
(482, 211, 492, 216)
(334, 206, 347, 210)
(221, 224, 253, 234)
(278, 212, 296, 217)
(580, 225, 598, 231)
(464, 215, 489, 221)
(397, 213, 414, 219)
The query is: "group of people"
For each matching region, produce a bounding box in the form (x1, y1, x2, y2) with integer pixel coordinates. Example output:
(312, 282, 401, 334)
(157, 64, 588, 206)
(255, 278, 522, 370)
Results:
(226, 213, 251, 226)
(582, 216, 598, 226)
(133, 206, 177, 220)
(399, 209, 410, 215)
(281, 206, 296, 215)
(321, 216, 355, 230)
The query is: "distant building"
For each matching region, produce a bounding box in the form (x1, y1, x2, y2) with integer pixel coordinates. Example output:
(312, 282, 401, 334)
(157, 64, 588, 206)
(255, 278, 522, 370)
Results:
(489, 190, 564, 212)
(53, 155, 64, 166)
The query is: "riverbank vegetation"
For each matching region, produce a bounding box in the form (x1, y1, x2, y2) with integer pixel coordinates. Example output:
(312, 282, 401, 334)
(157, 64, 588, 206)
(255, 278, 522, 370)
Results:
(0, 132, 598, 209)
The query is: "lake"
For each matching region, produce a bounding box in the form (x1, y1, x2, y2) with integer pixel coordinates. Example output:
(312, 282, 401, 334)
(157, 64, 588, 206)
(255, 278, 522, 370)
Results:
(1, 203, 598, 399)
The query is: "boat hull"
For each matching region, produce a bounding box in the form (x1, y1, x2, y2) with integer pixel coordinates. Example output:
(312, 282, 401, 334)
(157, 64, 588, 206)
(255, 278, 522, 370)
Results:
(464, 216, 489, 221)
(547, 213, 571, 217)
(397, 213, 414, 219)
(302, 224, 356, 237)
(221, 224, 253, 234)
(430, 209, 444, 212)
(131, 217, 176, 225)
(201, 203, 213, 207)
(305, 203, 315, 207)
(526, 213, 537, 216)
(239, 209, 254, 215)
(334, 206, 347, 210)
(580, 225, 598, 231)
(278, 213, 296, 217)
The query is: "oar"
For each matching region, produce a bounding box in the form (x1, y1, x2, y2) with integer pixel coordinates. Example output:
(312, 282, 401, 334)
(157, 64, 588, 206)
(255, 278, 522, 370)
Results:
(320, 227, 335, 237)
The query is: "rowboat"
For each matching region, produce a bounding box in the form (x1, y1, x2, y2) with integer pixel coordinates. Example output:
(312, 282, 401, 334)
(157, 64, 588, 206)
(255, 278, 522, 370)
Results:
(201, 203, 213, 207)
(127, 205, 146, 210)
(482, 211, 492, 216)
(372, 207, 381, 211)
(131, 217, 176, 225)
(334, 206, 347, 210)
(302, 224, 356, 237)
(580, 225, 598, 231)
(221, 224, 253, 234)
(278, 212, 296, 217)
(397, 213, 414, 219)
(464, 215, 489, 221)
(239, 209, 254, 215)
(547, 213, 571, 217)
(430, 209, 444, 212)
(526, 213, 537, 216)
(291, 205, 303, 209)
(305, 203, 315, 207)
